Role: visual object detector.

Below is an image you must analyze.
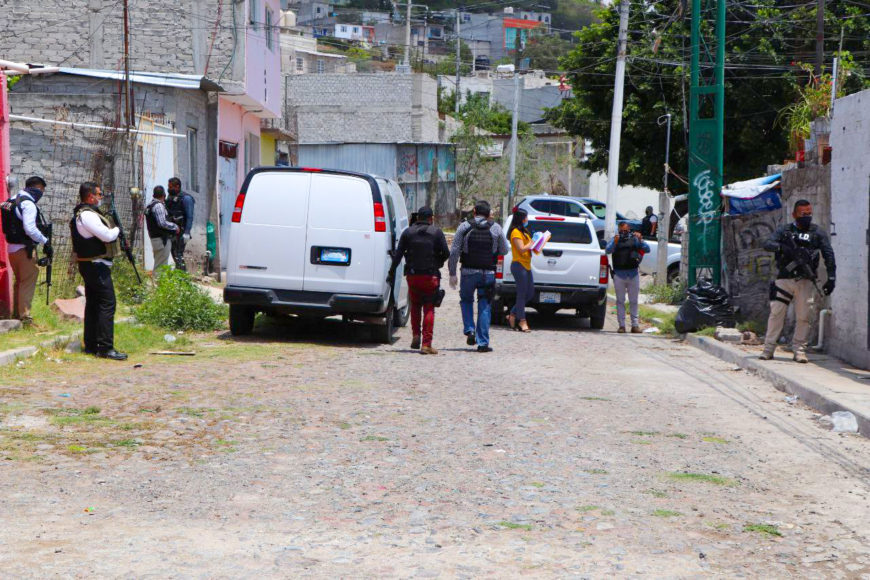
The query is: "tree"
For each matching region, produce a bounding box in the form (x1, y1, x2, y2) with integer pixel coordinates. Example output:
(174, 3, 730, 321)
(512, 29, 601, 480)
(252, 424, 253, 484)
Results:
(523, 35, 572, 73)
(548, 0, 869, 193)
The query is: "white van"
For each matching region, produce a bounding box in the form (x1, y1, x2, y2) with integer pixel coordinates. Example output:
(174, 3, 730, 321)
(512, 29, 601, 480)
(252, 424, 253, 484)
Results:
(223, 167, 410, 342)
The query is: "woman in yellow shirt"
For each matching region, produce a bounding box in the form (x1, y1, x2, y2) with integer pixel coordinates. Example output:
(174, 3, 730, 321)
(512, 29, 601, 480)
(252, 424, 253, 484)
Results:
(507, 208, 535, 332)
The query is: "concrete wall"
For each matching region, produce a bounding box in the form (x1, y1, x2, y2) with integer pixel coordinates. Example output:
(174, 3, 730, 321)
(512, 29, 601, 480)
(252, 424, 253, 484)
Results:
(830, 91, 870, 369)
(246, 0, 284, 117)
(285, 73, 439, 143)
(721, 165, 831, 329)
(7, 74, 213, 270)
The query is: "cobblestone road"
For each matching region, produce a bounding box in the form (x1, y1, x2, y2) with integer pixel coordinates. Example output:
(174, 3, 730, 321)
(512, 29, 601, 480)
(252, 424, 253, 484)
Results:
(1, 295, 869, 577)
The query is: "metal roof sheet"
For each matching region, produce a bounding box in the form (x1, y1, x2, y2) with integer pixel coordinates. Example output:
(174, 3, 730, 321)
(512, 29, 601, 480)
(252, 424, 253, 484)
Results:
(57, 67, 222, 92)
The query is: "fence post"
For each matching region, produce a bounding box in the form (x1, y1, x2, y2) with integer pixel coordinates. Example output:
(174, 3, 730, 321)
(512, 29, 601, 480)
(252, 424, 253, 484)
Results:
(0, 72, 12, 318)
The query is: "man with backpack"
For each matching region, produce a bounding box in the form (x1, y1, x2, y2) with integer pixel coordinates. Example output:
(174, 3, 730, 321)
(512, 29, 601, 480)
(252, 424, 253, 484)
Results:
(1, 176, 52, 324)
(448, 200, 509, 352)
(606, 221, 650, 333)
(388, 206, 449, 355)
(145, 186, 180, 271)
(165, 177, 195, 271)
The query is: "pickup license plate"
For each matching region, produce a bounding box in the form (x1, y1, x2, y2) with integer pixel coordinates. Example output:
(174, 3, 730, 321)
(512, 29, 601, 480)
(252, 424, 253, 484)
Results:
(539, 292, 561, 304)
(320, 248, 350, 264)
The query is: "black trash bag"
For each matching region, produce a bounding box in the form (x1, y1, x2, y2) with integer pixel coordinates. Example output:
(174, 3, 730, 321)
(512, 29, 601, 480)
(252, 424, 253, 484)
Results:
(674, 279, 736, 334)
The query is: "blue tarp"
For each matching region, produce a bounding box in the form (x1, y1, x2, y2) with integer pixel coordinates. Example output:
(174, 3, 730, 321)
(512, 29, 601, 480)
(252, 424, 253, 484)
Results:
(721, 174, 782, 215)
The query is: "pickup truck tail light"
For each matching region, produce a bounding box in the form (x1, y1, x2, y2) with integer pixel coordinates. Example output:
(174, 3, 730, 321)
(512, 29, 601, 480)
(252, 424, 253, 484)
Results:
(496, 255, 504, 279)
(599, 254, 609, 284)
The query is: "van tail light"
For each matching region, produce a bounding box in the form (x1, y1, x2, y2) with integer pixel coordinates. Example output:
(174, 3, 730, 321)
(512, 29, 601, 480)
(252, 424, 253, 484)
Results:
(496, 255, 504, 279)
(231, 192, 246, 223)
(373, 202, 386, 232)
(511, 205, 518, 213)
(599, 254, 609, 284)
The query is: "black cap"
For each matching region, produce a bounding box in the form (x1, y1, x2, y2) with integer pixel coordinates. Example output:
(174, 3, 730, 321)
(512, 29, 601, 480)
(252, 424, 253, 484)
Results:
(25, 176, 47, 188)
(417, 206, 434, 219)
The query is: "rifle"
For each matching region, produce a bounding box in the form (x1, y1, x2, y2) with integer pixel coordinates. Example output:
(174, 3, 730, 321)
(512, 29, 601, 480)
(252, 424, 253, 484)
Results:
(37, 222, 53, 305)
(108, 193, 142, 284)
(780, 231, 823, 295)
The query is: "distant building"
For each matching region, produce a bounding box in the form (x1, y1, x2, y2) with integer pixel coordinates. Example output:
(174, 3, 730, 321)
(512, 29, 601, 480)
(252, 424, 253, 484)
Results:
(458, 8, 549, 63)
(334, 23, 375, 43)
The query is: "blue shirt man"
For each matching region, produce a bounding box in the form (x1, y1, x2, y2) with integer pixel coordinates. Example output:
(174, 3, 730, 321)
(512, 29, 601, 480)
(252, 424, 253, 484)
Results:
(605, 222, 650, 333)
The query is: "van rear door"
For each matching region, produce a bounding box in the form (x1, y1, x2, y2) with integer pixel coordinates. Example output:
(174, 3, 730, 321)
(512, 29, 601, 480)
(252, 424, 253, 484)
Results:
(303, 173, 379, 295)
(228, 170, 311, 291)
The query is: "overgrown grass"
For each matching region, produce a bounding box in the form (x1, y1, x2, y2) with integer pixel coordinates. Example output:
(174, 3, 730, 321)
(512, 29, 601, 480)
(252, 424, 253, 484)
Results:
(738, 320, 766, 335)
(694, 326, 718, 337)
(637, 305, 676, 335)
(0, 300, 79, 352)
(652, 509, 683, 518)
(744, 523, 782, 537)
(643, 283, 686, 305)
(136, 269, 226, 331)
(497, 521, 533, 531)
(113, 259, 152, 305)
(665, 472, 736, 486)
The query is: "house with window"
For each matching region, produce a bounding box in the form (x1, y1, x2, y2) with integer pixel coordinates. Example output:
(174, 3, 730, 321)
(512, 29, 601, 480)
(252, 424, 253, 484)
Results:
(1, 0, 283, 270)
(334, 24, 375, 43)
(280, 29, 352, 75)
(457, 8, 548, 62)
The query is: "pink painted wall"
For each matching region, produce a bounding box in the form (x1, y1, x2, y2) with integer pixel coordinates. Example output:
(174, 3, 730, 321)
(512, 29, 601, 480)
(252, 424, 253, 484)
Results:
(218, 98, 264, 190)
(245, 0, 282, 118)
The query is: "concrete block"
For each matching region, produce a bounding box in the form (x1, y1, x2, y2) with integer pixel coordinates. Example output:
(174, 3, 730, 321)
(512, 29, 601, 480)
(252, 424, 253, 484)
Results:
(714, 327, 743, 343)
(0, 320, 23, 334)
(53, 297, 86, 322)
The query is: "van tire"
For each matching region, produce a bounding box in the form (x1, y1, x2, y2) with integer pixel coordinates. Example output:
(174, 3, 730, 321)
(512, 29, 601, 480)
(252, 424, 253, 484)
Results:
(229, 305, 256, 336)
(589, 301, 607, 330)
(375, 307, 395, 344)
(667, 263, 680, 286)
(394, 302, 410, 327)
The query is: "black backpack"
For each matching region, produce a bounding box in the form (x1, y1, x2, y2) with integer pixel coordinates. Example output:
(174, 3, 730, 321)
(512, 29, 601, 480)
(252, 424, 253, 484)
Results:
(1, 195, 30, 245)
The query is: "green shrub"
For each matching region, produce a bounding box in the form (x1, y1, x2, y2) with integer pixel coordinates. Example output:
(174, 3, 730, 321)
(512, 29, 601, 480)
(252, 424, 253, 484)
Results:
(113, 258, 152, 305)
(643, 283, 686, 305)
(135, 269, 226, 331)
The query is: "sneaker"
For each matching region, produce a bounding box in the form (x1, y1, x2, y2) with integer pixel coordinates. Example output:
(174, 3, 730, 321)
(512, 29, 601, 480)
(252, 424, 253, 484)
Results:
(477, 345, 493, 353)
(617, 327, 626, 334)
(631, 326, 641, 334)
(759, 349, 774, 360)
(466, 333, 476, 346)
(420, 345, 439, 355)
(410, 335, 421, 350)
(793, 351, 808, 364)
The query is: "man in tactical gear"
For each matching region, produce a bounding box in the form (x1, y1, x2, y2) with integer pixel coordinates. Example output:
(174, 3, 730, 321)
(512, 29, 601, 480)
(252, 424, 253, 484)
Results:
(145, 185, 179, 270)
(606, 221, 651, 333)
(2, 176, 52, 324)
(388, 206, 449, 355)
(760, 199, 836, 363)
(166, 177, 195, 271)
(641, 205, 658, 238)
(70, 182, 127, 361)
(448, 200, 509, 352)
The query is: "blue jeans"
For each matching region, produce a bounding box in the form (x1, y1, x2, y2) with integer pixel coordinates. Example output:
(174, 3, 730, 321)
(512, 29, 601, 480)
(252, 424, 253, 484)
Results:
(460, 270, 495, 347)
(510, 262, 534, 321)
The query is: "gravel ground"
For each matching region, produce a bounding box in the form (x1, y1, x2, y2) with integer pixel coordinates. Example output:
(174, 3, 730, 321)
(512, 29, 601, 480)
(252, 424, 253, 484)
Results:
(1, 293, 869, 578)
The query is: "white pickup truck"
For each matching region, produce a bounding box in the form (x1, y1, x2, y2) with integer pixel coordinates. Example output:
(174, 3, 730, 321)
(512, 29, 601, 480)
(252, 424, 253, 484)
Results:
(494, 215, 609, 329)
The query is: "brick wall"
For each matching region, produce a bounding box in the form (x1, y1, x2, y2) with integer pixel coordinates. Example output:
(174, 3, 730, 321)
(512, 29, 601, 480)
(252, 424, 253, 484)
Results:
(286, 73, 439, 143)
(829, 91, 870, 369)
(1, 0, 243, 92)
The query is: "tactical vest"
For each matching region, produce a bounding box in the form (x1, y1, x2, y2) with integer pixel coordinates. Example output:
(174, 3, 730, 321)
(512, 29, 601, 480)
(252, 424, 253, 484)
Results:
(70, 204, 120, 261)
(776, 224, 823, 280)
(460, 219, 497, 270)
(404, 223, 442, 275)
(145, 200, 174, 240)
(612, 236, 642, 270)
(641, 214, 655, 237)
(1, 193, 39, 245)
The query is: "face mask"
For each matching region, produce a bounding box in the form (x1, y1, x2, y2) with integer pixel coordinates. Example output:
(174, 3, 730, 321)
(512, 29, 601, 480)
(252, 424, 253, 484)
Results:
(523, 220, 529, 228)
(796, 216, 812, 229)
(619, 231, 630, 239)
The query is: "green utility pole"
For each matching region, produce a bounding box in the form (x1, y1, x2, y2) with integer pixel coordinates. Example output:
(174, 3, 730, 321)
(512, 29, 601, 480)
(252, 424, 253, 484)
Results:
(688, 0, 725, 285)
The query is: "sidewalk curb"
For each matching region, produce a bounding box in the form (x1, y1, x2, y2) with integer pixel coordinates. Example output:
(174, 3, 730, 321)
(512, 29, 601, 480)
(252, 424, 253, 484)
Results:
(0, 331, 82, 367)
(687, 335, 870, 438)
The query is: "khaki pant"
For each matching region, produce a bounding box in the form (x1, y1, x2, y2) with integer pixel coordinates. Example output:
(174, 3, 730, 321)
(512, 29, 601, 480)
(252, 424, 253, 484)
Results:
(151, 237, 172, 271)
(9, 248, 39, 320)
(763, 278, 815, 354)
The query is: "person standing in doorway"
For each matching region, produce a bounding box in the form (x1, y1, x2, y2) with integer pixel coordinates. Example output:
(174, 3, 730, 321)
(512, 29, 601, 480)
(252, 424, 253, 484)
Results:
(760, 199, 835, 363)
(2, 176, 52, 325)
(70, 182, 127, 360)
(448, 200, 509, 352)
(641, 205, 658, 238)
(507, 208, 535, 332)
(606, 221, 650, 333)
(145, 186, 179, 271)
(388, 206, 450, 354)
(166, 177, 195, 271)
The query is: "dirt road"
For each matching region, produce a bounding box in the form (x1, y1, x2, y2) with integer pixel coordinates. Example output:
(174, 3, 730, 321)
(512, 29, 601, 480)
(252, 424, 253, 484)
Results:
(1, 296, 869, 577)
